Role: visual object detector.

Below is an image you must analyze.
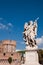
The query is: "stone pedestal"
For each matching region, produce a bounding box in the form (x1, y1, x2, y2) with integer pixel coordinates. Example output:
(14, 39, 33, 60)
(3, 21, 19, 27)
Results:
(24, 46, 40, 65)
(22, 46, 40, 65)
(25, 50, 40, 65)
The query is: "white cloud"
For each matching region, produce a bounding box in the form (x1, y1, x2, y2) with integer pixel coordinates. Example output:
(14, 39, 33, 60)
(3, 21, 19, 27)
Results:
(7, 23, 13, 27)
(16, 49, 21, 52)
(0, 18, 3, 20)
(0, 23, 6, 29)
(36, 36, 43, 45)
(0, 23, 13, 30)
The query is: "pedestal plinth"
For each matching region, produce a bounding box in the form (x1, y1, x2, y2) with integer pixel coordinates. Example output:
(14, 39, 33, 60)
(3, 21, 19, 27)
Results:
(24, 46, 40, 65)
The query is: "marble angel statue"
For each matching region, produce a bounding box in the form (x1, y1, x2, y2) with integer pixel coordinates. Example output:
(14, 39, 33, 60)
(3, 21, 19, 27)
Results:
(23, 17, 39, 47)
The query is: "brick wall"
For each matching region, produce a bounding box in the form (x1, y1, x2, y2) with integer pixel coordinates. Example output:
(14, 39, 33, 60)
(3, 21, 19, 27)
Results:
(0, 60, 21, 65)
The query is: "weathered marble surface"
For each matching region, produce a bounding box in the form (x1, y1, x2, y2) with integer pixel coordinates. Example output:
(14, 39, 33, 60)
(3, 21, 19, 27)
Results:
(22, 46, 40, 65)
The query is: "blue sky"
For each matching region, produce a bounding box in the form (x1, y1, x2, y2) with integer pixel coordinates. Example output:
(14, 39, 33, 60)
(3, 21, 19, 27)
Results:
(0, 0, 43, 50)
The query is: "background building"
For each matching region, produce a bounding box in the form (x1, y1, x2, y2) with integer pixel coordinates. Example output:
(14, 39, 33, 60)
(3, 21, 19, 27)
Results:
(0, 40, 21, 65)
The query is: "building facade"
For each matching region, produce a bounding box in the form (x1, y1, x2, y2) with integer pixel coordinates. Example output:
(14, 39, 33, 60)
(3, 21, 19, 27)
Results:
(0, 40, 21, 65)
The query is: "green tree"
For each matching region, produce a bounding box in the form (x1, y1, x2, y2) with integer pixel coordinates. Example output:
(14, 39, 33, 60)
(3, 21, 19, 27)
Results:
(38, 49, 43, 64)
